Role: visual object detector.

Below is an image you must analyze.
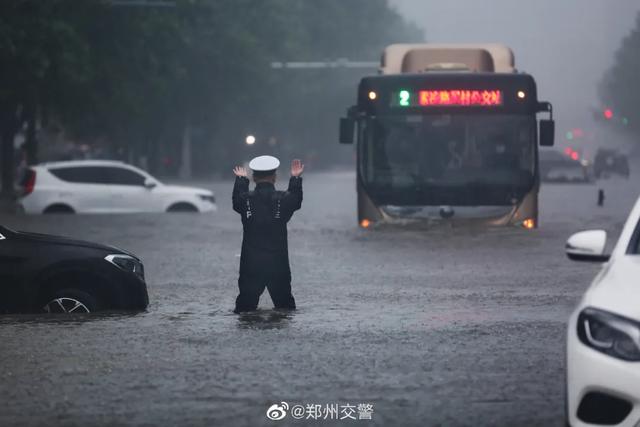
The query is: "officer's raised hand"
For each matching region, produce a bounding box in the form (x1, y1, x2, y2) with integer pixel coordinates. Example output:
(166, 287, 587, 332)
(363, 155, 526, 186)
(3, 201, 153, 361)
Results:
(291, 159, 304, 177)
(233, 166, 248, 177)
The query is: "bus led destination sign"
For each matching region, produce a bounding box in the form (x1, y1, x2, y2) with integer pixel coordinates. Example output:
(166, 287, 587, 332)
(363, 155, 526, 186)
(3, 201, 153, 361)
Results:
(394, 89, 503, 107)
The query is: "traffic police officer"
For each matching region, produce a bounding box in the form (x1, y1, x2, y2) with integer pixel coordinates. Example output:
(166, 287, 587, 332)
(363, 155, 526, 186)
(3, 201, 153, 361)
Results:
(232, 156, 304, 312)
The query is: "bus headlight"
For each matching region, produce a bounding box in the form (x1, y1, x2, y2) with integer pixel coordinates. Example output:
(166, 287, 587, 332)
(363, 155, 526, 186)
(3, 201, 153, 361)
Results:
(521, 218, 536, 229)
(577, 307, 640, 361)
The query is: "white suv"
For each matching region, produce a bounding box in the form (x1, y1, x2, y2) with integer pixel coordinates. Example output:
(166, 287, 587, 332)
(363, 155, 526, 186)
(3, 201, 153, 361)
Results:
(18, 160, 216, 214)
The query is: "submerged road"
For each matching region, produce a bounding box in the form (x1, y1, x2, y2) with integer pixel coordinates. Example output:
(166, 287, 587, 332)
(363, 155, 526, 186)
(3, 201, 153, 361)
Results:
(0, 170, 637, 426)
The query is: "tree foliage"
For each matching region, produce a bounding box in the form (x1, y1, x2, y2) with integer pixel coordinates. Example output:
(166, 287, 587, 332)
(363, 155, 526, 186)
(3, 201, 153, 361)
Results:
(600, 11, 640, 136)
(0, 0, 422, 201)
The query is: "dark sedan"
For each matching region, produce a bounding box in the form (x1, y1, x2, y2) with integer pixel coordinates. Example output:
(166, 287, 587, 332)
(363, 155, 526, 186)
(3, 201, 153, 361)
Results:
(539, 149, 590, 183)
(594, 148, 630, 179)
(0, 225, 148, 314)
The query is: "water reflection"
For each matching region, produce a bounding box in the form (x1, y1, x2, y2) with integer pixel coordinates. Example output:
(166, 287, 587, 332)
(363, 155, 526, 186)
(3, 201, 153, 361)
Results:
(236, 308, 295, 330)
(0, 311, 143, 325)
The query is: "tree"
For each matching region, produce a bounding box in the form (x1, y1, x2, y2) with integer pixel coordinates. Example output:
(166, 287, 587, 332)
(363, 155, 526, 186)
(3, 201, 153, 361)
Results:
(0, 0, 422, 210)
(599, 11, 640, 136)
(0, 0, 97, 208)
(248, 0, 423, 169)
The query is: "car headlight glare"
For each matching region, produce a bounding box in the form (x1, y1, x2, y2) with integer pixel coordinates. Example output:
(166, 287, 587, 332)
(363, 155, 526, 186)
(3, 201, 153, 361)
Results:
(578, 307, 640, 361)
(105, 254, 145, 281)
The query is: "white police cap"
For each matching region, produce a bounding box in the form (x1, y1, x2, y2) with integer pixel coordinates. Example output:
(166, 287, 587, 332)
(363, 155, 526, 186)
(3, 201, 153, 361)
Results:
(249, 155, 280, 172)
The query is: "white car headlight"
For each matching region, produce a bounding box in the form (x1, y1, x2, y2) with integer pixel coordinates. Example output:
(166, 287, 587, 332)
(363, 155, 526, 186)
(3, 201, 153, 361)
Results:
(578, 307, 640, 361)
(105, 254, 145, 281)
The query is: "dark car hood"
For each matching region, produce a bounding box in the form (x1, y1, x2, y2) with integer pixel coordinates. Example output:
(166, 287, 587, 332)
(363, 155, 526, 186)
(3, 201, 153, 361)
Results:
(3, 227, 137, 258)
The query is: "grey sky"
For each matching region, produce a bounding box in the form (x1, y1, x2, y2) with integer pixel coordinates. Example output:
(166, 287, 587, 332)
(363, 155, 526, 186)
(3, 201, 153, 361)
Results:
(388, 0, 639, 129)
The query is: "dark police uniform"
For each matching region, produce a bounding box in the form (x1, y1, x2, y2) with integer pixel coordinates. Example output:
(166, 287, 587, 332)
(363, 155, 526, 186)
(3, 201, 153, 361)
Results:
(232, 175, 303, 312)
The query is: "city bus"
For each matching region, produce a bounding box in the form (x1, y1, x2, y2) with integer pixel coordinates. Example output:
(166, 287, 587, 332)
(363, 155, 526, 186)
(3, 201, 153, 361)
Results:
(339, 44, 554, 228)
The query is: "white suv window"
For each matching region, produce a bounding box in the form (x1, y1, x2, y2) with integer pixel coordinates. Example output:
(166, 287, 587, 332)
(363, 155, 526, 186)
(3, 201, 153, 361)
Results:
(49, 166, 146, 186)
(631, 219, 640, 255)
(103, 167, 146, 186)
(49, 166, 109, 184)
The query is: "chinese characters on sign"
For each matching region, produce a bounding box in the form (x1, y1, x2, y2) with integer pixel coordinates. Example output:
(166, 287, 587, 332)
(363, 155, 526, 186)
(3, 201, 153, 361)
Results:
(266, 402, 374, 421)
(418, 90, 502, 106)
(392, 89, 504, 107)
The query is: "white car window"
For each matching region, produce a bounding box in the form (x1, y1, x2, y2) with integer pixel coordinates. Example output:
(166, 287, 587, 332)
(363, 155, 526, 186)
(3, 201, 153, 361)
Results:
(49, 167, 110, 184)
(49, 166, 147, 186)
(631, 219, 640, 254)
(0, 233, 5, 240)
(104, 167, 146, 186)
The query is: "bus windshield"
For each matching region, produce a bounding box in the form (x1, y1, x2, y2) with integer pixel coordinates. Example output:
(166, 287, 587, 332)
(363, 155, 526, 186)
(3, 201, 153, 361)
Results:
(360, 114, 536, 206)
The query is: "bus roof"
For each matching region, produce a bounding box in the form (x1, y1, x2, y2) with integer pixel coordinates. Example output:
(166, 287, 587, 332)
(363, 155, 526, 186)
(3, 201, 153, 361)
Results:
(381, 44, 516, 74)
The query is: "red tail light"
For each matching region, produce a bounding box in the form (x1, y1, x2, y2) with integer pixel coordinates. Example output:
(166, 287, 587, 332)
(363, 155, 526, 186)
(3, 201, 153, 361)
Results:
(22, 169, 36, 196)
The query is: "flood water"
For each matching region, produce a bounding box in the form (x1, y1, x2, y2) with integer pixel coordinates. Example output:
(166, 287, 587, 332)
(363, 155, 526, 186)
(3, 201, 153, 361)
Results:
(0, 171, 636, 426)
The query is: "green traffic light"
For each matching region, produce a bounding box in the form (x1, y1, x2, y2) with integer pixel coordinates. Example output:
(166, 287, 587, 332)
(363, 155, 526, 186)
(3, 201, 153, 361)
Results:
(565, 131, 574, 140)
(622, 117, 629, 125)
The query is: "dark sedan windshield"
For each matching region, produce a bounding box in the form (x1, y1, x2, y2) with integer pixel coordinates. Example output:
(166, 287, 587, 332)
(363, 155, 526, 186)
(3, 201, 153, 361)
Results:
(359, 114, 536, 205)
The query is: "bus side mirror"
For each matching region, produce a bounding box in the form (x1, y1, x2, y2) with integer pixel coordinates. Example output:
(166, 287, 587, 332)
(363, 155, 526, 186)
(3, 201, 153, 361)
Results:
(539, 119, 555, 147)
(339, 118, 355, 144)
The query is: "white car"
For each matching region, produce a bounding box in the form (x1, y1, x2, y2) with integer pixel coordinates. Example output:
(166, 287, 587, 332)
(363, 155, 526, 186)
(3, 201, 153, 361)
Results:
(565, 196, 640, 427)
(18, 160, 216, 214)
